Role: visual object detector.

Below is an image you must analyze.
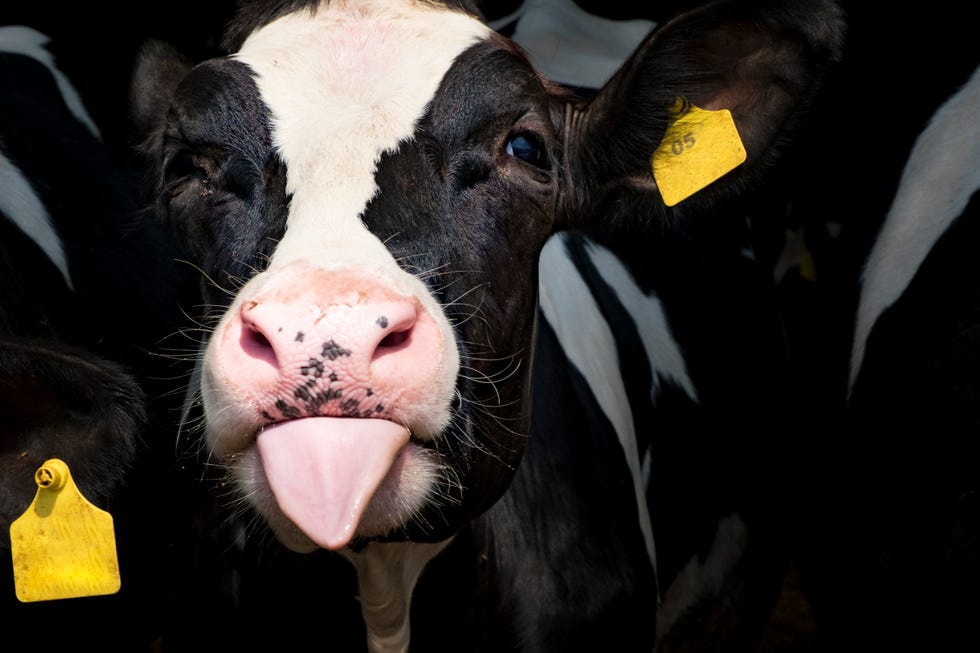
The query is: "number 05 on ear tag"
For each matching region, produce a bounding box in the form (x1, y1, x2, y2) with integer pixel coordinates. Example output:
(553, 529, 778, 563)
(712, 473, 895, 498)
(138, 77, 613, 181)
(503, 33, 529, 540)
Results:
(651, 100, 746, 207)
(10, 459, 121, 602)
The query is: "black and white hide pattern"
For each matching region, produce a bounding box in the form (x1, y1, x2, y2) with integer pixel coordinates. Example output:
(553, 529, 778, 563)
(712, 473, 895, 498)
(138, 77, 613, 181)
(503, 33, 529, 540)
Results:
(486, 0, 828, 649)
(808, 61, 980, 652)
(130, 0, 844, 650)
(0, 25, 205, 651)
(0, 25, 193, 648)
(0, 21, 144, 576)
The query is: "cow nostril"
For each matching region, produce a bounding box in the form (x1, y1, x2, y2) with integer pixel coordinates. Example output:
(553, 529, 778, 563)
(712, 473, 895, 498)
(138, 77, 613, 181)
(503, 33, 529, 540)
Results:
(240, 322, 279, 368)
(378, 328, 410, 350)
(374, 309, 415, 355)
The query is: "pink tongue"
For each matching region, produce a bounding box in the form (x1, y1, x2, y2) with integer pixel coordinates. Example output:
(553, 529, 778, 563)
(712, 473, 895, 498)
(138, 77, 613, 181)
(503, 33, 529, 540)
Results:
(257, 417, 410, 550)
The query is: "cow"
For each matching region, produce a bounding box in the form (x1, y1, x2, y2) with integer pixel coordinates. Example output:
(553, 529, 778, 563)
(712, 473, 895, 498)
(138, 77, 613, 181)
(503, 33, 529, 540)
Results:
(0, 25, 195, 649)
(130, 0, 845, 649)
(484, 0, 834, 647)
(708, 2, 980, 648)
(801, 60, 980, 653)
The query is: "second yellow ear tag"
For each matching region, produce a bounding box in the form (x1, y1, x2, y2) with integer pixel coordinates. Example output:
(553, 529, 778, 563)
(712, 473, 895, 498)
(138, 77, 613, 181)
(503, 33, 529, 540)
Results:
(651, 100, 747, 207)
(9, 458, 121, 602)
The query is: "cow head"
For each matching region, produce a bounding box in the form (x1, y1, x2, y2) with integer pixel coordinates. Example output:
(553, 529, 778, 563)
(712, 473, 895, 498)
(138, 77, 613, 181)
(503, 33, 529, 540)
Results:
(132, 0, 843, 557)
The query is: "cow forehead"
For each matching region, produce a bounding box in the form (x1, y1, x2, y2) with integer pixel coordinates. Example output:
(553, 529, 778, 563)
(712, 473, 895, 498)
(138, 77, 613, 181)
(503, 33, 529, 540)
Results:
(234, 0, 491, 266)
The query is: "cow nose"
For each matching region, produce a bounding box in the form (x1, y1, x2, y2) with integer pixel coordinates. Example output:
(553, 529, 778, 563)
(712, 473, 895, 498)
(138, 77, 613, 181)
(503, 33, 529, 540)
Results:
(246, 292, 414, 358)
(213, 269, 444, 423)
(241, 296, 416, 379)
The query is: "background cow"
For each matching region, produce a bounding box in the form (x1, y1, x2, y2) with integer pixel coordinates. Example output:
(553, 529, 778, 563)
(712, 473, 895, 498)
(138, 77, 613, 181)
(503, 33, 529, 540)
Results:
(842, 66, 979, 651)
(485, 0, 837, 648)
(129, 0, 844, 650)
(0, 24, 197, 649)
(779, 2, 979, 648)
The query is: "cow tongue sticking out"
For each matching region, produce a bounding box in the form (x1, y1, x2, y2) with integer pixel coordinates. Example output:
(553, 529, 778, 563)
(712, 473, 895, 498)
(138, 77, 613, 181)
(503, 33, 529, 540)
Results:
(257, 417, 410, 550)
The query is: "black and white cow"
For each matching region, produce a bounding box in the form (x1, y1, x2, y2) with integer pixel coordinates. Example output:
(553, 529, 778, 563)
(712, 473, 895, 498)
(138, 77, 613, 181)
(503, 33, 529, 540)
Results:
(131, 0, 844, 649)
(719, 3, 980, 648)
(802, 61, 980, 652)
(0, 25, 195, 648)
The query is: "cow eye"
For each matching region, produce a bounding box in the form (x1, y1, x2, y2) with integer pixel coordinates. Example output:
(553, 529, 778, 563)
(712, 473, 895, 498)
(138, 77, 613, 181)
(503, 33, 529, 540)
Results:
(168, 150, 210, 183)
(506, 132, 549, 169)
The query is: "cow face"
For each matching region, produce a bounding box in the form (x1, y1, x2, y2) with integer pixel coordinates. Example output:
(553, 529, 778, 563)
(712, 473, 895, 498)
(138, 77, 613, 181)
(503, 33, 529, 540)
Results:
(133, 0, 844, 553)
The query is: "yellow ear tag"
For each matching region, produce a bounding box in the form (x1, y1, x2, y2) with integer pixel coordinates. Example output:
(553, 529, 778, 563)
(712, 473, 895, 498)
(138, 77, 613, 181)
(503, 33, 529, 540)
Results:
(9, 458, 121, 602)
(651, 99, 747, 207)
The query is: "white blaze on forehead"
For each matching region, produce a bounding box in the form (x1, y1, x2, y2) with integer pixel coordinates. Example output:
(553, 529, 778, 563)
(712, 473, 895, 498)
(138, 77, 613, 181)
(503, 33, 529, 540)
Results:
(235, 0, 491, 267)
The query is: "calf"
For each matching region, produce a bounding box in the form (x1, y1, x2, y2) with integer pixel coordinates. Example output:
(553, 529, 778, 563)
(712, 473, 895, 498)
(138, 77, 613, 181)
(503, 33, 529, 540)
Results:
(0, 25, 191, 648)
(0, 21, 147, 566)
(811, 61, 980, 651)
(131, 0, 844, 649)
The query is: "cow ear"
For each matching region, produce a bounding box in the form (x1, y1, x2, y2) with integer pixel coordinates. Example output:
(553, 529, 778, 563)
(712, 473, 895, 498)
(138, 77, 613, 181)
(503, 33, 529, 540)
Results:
(129, 40, 193, 162)
(558, 0, 845, 228)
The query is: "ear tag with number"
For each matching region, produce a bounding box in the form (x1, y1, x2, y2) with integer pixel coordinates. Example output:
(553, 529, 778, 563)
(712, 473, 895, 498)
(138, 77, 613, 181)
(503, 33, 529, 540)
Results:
(9, 458, 121, 602)
(651, 99, 747, 206)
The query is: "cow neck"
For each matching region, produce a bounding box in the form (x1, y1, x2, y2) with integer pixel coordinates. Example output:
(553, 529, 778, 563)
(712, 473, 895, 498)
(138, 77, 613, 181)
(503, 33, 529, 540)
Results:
(342, 537, 453, 653)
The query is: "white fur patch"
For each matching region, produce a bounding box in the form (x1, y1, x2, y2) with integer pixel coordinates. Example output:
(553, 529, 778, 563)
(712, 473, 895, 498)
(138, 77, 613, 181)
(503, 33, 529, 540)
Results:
(343, 538, 452, 652)
(0, 25, 102, 290)
(657, 512, 748, 642)
(586, 241, 698, 402)
(538, 232, 701, 574)
(489, 0, 654, 89)
(850, 65, 980, 393)
(223, 1, 491, 420)
(235, 0, 490, 270)
(0, 146, 72, 288)
(0, 26, 101, 139)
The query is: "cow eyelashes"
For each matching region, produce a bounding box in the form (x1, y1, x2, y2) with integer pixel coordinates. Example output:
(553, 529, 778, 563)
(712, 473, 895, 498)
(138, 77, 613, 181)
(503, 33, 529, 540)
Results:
(506, 131, 549, 170)
(165, 150, 217, 201)
(166, 148, 257, 201)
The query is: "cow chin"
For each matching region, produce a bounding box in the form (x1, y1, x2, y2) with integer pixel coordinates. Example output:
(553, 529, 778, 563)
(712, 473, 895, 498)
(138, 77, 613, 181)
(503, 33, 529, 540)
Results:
(230, 441, 444, 552)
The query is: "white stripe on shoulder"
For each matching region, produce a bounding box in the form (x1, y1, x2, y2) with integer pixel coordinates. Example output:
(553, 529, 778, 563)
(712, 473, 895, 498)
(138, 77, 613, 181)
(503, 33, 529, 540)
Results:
(538, 232, 656, 573)
(585, 240, 698, 402)
(849, 65, 980, 393)
(0, 145, 72, 288)
(0, 25, 101, 139)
